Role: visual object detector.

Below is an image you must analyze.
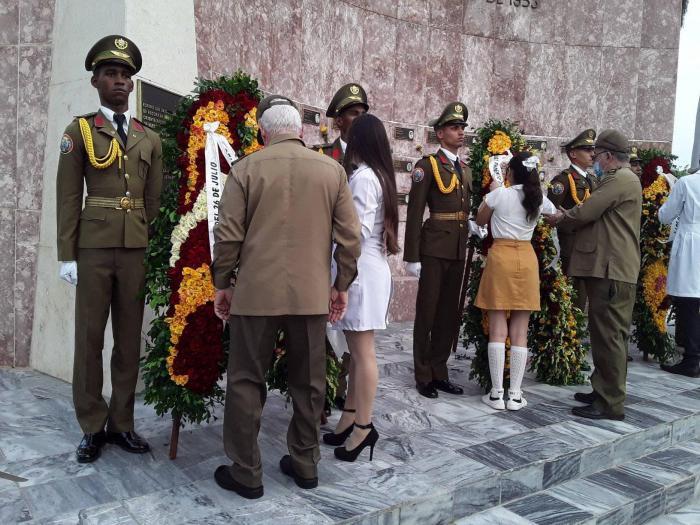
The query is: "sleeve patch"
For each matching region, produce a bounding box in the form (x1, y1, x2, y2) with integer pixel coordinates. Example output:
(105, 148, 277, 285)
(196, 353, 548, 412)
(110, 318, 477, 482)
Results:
(60, 134, 73, 154)
(412, 167, 425, 183)
(551, 181, 565, 195)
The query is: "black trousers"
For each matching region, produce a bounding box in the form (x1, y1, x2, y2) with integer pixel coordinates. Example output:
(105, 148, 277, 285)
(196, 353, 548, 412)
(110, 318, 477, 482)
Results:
(675, 297, 700, 364)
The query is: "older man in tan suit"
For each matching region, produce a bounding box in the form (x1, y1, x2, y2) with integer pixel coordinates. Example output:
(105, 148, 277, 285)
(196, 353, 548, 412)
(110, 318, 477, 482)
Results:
(210, 95, 361, 499)
(545, 129, 642, 421)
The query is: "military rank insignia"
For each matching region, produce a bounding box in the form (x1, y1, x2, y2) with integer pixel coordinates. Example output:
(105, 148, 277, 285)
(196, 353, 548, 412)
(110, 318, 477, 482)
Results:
(60, 133, 73, 154)
(551, 181, 565, 195)
(412, 167, 425, 183)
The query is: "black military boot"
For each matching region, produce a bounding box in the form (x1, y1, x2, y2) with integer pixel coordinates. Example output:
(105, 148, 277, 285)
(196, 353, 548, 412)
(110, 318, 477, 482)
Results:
(661, 360, 700, 378)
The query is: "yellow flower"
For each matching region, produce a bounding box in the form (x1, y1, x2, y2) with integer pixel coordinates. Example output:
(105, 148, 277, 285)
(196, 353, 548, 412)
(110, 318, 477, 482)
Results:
(487, 130, 512, 155)
(641, 259, 670, 333)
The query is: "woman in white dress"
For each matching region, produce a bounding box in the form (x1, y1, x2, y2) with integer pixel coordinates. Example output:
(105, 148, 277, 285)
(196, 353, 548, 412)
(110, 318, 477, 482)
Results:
(323, 114, 398, 462)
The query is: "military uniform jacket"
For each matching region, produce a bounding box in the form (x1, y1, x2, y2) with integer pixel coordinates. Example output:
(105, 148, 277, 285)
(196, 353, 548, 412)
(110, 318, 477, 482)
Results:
(56, 110, 163, 261)
(562, 167, 642, 284)
(404, 150, 472, 262)
(316, 137, 344, 164)
(548, 166, 596, 229)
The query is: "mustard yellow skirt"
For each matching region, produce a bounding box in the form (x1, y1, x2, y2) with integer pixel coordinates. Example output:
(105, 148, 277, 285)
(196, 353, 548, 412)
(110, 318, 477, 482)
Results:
(475, 239, 540, 311)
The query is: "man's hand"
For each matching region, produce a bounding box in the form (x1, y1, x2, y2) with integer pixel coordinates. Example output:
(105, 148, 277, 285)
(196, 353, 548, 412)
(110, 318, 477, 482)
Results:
(59, 261, 78, 286)
(214, 287, 234, 321)
(329, 287, 348, 323)
(405, 262, 422, 278)
(543, 209, 565, 226)
(468, 220, 488, 239)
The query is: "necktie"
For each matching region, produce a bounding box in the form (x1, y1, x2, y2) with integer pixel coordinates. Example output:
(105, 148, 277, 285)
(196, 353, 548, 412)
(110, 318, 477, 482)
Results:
(453, 158, 463, 177)
(114, 113, 128, 146)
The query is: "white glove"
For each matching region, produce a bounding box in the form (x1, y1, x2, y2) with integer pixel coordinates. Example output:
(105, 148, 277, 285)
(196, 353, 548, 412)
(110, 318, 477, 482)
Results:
(59, 261, 78, 286)
(406, 262, 422, 278)
(468, 220, 488, 239)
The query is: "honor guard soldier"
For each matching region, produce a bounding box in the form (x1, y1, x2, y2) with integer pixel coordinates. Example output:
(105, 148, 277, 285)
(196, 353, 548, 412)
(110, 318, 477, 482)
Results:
(629, 147, 642, 178)
(315, 83, 369, 409)
(548, 129, 597, 312)
(404, 102, 472, 399)
(56, 35, 163, 463)
(315, 83, 369, 164)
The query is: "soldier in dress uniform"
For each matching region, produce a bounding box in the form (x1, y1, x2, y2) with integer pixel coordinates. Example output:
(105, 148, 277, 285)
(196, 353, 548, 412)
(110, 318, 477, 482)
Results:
(547, 129, 597, 312)
(545, 130, 642, 421)
(56, 35, 163, 463)
(404, 102, 472, 399)
(315, 83, 369, 409)
(629, 147, 642, 178)
(315, 83, 369, 164)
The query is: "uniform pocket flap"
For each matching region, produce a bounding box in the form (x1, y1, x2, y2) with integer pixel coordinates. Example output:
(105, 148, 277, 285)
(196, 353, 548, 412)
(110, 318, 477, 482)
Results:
(576, 240, 597, 253)
(139, 149, 152, 165)
(80, 207, 107, 221)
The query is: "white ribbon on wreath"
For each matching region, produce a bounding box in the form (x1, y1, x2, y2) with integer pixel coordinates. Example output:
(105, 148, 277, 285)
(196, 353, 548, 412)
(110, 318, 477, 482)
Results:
(203, 121, 238, 256)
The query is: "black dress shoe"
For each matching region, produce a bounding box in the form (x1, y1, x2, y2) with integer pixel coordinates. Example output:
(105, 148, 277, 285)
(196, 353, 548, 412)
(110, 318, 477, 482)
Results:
(661, 360, 700, 378)
(76, 431, 106, 463)
(214, 465, 263, 499)
(432, 379, 464, 395)
(279, 455, 318, 489)
(416, 382, 438, 399)
(574, 391, 597, 404)
(572, 404, 624, 421)
(105, 430, 150, 453)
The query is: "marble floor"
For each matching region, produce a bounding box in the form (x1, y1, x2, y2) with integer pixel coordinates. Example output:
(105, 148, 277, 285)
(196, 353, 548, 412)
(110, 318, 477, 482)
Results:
(0, 323, 699, 525)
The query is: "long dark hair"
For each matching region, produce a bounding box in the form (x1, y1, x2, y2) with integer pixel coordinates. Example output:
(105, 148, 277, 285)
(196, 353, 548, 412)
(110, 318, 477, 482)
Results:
(343, 114, 399, 255)
(509, 151, 543, 222)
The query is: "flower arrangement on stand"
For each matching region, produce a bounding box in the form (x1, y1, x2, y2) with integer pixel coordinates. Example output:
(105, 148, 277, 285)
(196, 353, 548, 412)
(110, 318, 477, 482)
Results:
(463, 120, 587, 390)
(631, 149, 676, 363)
(142, 72, 262, 458)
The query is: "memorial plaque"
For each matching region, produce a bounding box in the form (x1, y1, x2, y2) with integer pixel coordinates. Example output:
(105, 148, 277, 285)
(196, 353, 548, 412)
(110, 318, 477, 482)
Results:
(136, 80, 183, 129)
(427, 130, 439, 144)
(393, 159, 414, 173)
(526, 139, 547, 151)
(394, 127, 415, 141)
(464, 133, 478, 146)
(303, 108, 321, 126)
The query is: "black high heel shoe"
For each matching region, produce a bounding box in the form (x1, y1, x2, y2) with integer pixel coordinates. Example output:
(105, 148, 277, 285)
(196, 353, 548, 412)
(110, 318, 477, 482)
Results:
(322, 408, 355, 446)
(334, 422, 378, 462)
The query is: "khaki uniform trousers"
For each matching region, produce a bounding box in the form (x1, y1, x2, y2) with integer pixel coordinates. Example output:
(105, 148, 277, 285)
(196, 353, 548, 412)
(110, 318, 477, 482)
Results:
(73, 247, 146, 434)
(413, 255, 463, 384)
(586, 278, 636, 416)
(560, 232, 588, 313)
(223, 314, 326, 487)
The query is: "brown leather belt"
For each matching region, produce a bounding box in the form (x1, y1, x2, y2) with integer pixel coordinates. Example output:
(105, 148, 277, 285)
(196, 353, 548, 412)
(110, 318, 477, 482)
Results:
(430, 211, 467, 221)
(85, 196, 144, 210)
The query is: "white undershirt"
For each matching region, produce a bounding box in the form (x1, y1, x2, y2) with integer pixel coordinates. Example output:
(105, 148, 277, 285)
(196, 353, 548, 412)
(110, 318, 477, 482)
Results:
(571, 163, 588, 179)
(485, 185, 556, 241)
(340, 138, 347, 153)
(99, 105, 131, 131)
(440, 147, 459, 164)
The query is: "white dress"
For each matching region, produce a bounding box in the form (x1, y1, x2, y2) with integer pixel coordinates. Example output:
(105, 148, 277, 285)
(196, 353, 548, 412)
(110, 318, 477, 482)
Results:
(332, 163, 392, 331)
(658, 173, 700, 298)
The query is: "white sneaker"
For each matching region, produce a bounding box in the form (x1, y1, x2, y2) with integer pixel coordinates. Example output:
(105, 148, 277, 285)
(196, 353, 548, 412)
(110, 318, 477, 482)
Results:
(482, 389, 505, 410)
(506, 390, 528, 411)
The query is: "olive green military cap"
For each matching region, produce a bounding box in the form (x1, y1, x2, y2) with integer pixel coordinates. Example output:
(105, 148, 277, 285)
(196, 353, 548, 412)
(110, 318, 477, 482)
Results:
(326, 83, 369, 118)
(429, 102, 468, 129)
(561, 129, 596, 151)
(596, 129, 629, 154)
(85, 35, 142, 73)
(256, 94, 297, 122)
(629, 146, 640, 163)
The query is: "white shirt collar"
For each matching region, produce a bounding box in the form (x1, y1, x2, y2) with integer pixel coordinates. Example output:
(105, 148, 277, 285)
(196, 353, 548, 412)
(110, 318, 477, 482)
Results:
(440, 147, 458, 163)
(99, 106, 131, 130)
(340, 138, 347, 153)
(571, 163, 588, 178)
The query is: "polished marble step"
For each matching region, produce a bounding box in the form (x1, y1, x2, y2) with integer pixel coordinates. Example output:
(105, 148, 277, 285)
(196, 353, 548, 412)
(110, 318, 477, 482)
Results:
(455, 439, 700, 525)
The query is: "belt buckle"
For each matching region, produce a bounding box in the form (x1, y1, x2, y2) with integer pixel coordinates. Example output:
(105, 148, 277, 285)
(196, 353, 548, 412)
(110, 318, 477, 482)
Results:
(119, 196, 133, 210)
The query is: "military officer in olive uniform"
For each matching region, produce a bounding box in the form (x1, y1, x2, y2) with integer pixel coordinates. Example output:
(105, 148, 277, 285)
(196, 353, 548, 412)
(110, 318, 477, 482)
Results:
(404, 102, 472, 399)
(545, 130, 642, 420)
(629, 147, 642, 178)
(548, 129, 597, 312)
(315, 83, 369, 409)
(315, 83, 369, 164)
(56, 35, 163, 462)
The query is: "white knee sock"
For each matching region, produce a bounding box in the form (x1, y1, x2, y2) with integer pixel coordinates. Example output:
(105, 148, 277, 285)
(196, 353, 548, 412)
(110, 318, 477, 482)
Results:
(509, 346, 528, 395)
(487, 343, 506, 392)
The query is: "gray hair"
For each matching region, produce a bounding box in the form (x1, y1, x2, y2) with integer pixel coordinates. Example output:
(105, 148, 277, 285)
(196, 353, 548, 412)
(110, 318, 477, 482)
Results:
(259, 105, 301, 137)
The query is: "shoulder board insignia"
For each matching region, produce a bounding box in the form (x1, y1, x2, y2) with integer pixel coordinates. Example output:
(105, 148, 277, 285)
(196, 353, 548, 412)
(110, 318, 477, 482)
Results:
(75, 111, 97, 119)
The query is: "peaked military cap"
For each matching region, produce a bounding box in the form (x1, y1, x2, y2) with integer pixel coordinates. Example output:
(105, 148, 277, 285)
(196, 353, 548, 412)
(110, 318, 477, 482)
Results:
(256, 94, 297, 122)
(326, 83, 369, 117)
(596, 129, 629, 154)
(429, 102, 468, 129)
(561, 129, 596, 151)
(85, 35, 142, 73)
(629, 146, 640, 163)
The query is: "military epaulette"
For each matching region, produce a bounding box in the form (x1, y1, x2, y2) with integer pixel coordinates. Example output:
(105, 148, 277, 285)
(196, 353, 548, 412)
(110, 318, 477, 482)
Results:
(74, 112, 98, 120)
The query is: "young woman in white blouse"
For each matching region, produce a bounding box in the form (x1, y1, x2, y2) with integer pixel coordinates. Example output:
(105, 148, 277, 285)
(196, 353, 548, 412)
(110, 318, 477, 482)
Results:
(475, 152, 556, 411)
(323, 114, 399, 462)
